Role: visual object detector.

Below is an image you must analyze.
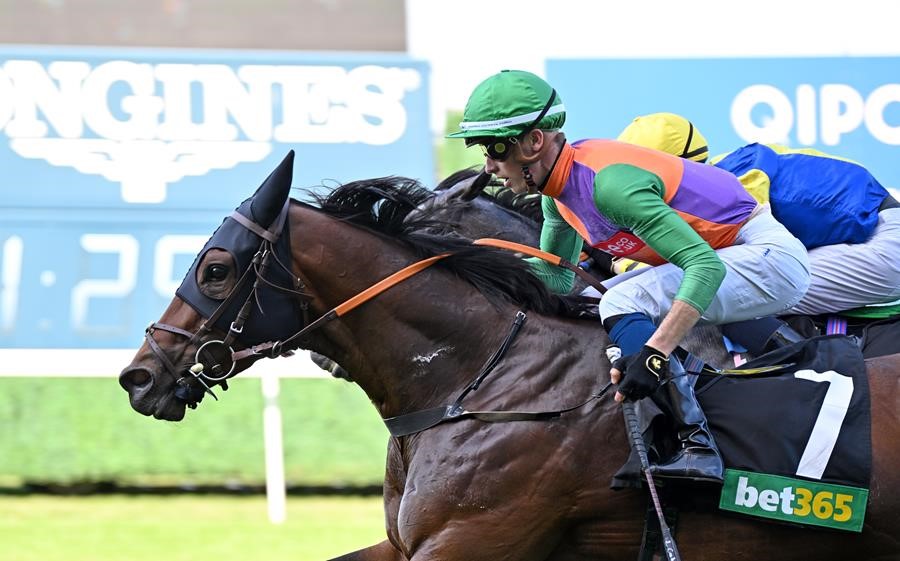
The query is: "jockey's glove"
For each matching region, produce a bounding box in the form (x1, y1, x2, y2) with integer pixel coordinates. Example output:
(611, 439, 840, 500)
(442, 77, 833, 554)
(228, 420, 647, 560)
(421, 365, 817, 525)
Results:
(613, 345, 669, 401)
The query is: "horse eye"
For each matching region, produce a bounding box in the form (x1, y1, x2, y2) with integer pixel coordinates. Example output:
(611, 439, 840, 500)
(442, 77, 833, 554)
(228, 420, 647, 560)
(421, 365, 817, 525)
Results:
(204, 264, 229, 282)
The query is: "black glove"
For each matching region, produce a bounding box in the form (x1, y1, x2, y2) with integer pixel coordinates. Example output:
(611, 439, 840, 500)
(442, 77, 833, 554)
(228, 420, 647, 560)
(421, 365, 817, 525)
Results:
(613, 345, 669, 401)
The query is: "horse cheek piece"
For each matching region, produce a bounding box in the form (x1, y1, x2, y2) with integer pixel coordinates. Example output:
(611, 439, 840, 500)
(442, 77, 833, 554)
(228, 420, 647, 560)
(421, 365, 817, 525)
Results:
(150, 151, 304, 407)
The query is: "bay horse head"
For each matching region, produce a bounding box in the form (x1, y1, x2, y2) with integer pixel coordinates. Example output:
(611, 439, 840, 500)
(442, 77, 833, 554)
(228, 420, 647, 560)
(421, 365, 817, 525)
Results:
(119, 151, 561, 421)
(119, 151, 304, 419)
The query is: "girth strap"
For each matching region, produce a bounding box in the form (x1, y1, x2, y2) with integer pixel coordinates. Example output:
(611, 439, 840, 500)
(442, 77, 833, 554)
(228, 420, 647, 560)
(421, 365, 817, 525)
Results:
(383, 310, 614, 437)
(383, 387, 612, 438)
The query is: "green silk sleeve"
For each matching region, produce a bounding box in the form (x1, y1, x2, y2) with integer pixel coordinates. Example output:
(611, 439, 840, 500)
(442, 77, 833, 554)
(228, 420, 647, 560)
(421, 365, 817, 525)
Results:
(595, 164, 726, 313)
(527, 195, 582, 294)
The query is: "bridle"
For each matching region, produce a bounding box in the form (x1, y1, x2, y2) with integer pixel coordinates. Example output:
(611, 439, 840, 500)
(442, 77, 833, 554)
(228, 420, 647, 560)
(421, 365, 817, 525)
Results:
(143, 201, 457, 408)
(144, 204, 312, 407)
(143, 199, 608, 411)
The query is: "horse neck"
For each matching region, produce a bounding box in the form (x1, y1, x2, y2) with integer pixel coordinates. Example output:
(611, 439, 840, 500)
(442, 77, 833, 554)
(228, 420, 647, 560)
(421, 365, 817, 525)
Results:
(290, 205, 520, 418)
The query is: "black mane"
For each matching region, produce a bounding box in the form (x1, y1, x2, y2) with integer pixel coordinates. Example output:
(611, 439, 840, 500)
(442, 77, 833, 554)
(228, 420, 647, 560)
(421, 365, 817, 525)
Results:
(310, 176, 559, 314)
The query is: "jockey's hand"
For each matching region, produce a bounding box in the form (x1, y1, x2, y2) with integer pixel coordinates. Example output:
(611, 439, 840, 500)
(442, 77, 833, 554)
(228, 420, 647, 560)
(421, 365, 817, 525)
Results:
(611, 345, 669, 402)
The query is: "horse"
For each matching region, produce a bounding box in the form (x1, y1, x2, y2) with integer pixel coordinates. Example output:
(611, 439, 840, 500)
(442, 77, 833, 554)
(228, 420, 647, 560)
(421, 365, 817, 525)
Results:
(119, 152, 900, 560)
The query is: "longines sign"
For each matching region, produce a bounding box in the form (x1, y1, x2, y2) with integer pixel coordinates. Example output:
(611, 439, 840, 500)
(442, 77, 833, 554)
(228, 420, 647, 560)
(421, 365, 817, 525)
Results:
(0, 47, 432, 348)
(0, 46, 432, 208)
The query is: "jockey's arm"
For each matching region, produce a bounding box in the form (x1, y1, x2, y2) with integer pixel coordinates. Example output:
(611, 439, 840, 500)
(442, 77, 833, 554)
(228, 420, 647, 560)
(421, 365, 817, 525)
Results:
(525, 195, 582, 293)
(596, 164, 726, 355)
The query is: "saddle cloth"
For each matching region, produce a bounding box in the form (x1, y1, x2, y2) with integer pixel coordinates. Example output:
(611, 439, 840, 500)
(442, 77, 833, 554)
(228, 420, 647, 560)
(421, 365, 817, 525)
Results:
(613, 335, 871, 492)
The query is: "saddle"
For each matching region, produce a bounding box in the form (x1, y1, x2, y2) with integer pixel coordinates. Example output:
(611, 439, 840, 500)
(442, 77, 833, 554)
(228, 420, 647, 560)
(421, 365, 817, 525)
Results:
(782, 312, 900, 359)
(615, 334, 872, 561)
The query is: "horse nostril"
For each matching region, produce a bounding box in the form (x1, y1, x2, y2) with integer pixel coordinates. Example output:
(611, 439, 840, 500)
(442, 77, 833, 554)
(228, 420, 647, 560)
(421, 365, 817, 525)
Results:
(119, 368, 152, 391)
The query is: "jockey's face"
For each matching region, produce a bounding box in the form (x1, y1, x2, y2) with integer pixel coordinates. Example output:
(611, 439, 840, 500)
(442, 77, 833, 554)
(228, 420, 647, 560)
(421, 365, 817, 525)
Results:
(482, 130, 548, 195)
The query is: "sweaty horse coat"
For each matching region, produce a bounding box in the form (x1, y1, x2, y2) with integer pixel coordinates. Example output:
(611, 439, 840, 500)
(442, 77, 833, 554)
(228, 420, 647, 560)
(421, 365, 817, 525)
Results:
(120, 153, 900, 561)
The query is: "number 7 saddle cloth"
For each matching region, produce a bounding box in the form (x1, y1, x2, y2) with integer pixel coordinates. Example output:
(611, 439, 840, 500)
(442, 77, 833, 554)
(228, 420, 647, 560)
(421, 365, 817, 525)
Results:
(613, 335, 871, 493)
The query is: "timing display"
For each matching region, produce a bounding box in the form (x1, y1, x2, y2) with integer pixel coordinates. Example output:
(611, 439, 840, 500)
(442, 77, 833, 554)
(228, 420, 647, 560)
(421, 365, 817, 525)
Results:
(0, 209, 218, 348)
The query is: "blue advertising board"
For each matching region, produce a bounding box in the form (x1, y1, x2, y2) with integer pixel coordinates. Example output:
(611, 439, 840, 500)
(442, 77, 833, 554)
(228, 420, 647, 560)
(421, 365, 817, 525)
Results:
(0, 46, 432, 349)
(547, 57, 900, 188)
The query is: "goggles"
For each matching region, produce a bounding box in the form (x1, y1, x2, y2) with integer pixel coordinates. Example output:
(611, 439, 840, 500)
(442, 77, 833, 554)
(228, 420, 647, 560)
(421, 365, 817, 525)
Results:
(478, 136, 519, 161)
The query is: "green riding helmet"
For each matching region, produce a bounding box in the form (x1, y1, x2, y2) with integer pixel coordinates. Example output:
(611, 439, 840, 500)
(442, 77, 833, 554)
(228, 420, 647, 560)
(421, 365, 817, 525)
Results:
(447, 69, 566, 145)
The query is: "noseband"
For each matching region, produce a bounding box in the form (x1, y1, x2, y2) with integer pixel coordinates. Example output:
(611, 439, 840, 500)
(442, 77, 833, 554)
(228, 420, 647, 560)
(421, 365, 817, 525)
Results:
(144, 206, 311, 408)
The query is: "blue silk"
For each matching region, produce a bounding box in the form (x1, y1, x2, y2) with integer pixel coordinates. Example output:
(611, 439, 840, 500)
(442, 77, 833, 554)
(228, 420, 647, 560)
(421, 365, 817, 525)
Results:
(715, 143, 888, 249)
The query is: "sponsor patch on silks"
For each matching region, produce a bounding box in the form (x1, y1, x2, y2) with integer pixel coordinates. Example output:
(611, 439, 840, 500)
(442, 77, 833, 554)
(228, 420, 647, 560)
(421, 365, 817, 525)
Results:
(719, 469, 869, 532)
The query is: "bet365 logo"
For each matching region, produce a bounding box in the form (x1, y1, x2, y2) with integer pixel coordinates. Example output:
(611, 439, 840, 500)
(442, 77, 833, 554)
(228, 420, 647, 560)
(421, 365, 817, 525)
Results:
(719, 469, 869, 532)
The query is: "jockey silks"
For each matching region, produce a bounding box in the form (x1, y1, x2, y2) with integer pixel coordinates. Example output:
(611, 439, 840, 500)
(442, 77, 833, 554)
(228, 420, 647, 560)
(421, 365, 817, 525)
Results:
(537, 139, 758, 313)
(543, 140, 757, 264)
(713, 143, 889, 249)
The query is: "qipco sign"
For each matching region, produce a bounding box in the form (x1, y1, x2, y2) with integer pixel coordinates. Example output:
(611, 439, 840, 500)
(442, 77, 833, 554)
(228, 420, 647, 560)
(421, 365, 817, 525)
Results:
(548, 57, 900, 189)
(731, 83, 900, 146)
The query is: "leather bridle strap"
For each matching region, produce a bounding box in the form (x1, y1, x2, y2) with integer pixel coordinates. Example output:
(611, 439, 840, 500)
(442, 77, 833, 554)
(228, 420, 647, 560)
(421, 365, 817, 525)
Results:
(192, 248, 265, 345)
(232, 240, 604, 363)
(231, 253, 451, 362)
(228, 202, 289, 244)
(473, 238, 607, 294)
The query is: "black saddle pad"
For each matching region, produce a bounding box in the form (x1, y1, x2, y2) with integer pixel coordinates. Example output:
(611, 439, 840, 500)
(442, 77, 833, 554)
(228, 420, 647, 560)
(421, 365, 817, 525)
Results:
(613, 336, 871, 491)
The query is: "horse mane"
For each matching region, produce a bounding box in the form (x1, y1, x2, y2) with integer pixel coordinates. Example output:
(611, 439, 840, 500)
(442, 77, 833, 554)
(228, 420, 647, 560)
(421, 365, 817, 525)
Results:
(435, 167, 543, 224)
(309, 176, 560, 315)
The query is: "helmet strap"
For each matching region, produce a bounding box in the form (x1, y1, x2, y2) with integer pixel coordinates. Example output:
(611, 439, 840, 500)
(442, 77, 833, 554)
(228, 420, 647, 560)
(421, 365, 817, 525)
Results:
(521, 165, 538, 191)
(522, 134, 566, 193)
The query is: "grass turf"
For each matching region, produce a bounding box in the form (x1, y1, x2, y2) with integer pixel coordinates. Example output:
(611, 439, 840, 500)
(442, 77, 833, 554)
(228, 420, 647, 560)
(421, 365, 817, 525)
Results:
(0, 495, 386, 561)
(0, 377, 389, 486)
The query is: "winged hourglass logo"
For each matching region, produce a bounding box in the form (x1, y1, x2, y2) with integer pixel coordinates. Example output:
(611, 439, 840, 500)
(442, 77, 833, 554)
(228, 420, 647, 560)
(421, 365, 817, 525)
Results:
(0, 59, 422, 204)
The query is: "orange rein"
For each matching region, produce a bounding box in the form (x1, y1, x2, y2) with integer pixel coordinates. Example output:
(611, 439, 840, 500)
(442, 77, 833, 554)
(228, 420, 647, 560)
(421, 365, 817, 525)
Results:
(473, 238, 607, 294)
(330, 238, 605, 318)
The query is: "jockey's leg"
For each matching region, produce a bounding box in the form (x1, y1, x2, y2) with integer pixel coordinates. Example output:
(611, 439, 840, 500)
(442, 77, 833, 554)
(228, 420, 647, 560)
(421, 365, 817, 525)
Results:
(720, 316, 805, 355)
(598, 209, 809, 482)
(790, 206, 900, 315)
(648, 359, 724, 483)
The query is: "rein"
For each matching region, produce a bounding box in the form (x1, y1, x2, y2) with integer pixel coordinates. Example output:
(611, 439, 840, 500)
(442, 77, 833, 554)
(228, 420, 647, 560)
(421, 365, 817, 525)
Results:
(146, 207, 612, 424)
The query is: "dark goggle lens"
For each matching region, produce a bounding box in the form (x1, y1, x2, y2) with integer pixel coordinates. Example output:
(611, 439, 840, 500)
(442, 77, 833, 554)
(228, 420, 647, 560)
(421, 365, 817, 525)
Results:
(480, 138, 515, 161)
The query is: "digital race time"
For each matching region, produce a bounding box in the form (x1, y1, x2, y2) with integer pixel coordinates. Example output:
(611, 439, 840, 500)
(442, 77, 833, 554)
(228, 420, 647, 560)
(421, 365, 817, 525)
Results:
(0, 209, 218, 348)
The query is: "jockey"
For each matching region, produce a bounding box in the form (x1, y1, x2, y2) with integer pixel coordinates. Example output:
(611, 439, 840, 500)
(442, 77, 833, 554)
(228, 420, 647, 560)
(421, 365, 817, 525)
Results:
(618, 112, 900, 353)
(448, 70, 811, 484)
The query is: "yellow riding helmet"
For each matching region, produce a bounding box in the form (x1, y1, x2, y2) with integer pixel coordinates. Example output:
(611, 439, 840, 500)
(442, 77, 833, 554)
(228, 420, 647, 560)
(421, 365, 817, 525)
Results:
(617, 112, 709, 163)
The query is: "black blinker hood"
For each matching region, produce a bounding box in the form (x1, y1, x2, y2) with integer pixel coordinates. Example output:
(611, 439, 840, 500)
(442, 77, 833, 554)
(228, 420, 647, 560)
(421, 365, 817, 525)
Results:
(175, 150, 301, 346)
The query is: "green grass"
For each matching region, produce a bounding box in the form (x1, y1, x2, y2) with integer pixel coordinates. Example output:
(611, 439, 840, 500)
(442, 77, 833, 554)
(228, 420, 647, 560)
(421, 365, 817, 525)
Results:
(0, 377, 389, 486)
(0, 495, 386, 561)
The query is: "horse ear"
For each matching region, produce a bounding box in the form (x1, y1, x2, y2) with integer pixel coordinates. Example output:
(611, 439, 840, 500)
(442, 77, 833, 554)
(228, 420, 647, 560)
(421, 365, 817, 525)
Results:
(459, 169, 493, 201)
(250, 150, 294, 228)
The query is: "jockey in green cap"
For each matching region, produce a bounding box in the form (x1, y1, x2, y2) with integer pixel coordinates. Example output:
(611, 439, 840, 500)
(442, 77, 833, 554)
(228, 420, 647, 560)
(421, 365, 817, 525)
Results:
(618, 112, 900, 354)
(449, 70, 811, 484)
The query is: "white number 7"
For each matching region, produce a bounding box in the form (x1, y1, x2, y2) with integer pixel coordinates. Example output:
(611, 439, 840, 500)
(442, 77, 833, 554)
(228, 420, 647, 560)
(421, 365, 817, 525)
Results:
(794, 369, 854, 480)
